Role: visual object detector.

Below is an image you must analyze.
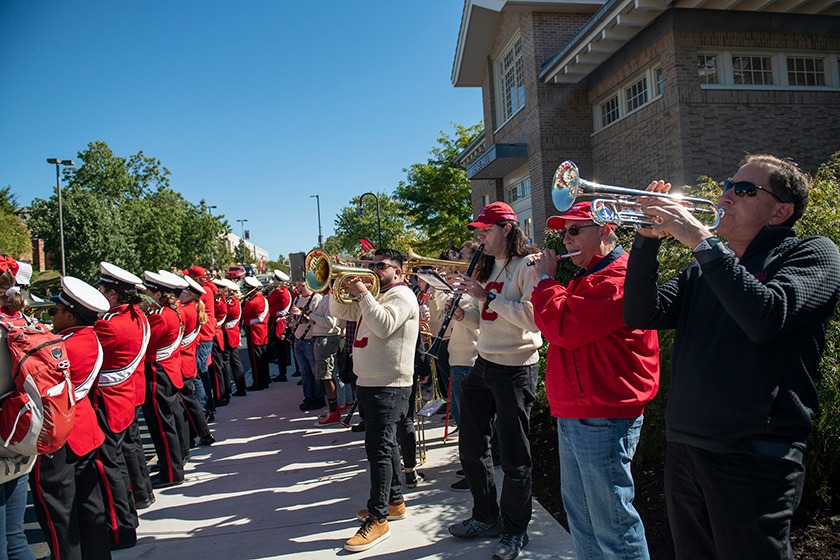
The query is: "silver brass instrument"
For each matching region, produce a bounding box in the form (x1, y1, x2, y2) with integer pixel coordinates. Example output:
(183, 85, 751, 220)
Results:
(552, 160, 724, 230)
(405, 248, 470, 273)
(304, 250, 380, 305)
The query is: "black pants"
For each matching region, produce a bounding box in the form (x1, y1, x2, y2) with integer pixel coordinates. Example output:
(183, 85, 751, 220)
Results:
(665, 441, 805, 560)
(32, 446, 111, 560)
(141, 363, 184, 484)
(180, 377, 211, 440)
(356, 385, 411, 520)
(94, 400, 137, 548)
(459, 356, 537, 536)
(397, 379, 418, 470)
(122, 408, 152, 505)
(246, 339, 270, 389)
(223, 339, 246, 394)
(210, 340, 229, 402)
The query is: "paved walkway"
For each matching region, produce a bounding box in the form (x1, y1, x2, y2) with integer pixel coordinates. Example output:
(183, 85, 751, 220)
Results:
(104, 362, 574, 560)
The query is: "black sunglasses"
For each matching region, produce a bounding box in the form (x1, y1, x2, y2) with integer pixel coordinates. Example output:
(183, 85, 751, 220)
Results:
(47, 306, 67, 317)
(367, 262, 398, 271)
(559, 224, 600, 237)
(723, 180, 787, 203)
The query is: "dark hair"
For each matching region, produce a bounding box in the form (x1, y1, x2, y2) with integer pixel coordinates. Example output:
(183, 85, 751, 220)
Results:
(157, 291, 181, 320)
(107, 284, 142, 306)
(71, 308, 100, 327)
(0, 271, 25, 313)
(374, 248, 405, 267)
(741, 154, 811, 227)
(437, 249, 459, 261)
(474, 221, 537, 283)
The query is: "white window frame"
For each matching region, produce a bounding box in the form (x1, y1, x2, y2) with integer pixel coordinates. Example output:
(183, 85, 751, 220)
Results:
(696, 49, 840, 91)
(593, 66, 663, 133)
(494, 34, 525, 130)
(506, 177, 531, 204)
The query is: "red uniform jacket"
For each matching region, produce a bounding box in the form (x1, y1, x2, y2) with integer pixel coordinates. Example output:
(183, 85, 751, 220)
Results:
(61, 326, 106, 456)
(179, 300, 201, 379)
(223, 297, 241, 349)
(242, 293, 269, 346)
(198, 279, 217, 343)
(267, 287, 292, 338)
(94, 304, 150, 432)
(145, 305, 184, 389)
(213, 296, 227, 347)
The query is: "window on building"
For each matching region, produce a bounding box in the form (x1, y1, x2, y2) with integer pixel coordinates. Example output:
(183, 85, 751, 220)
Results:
(523, 217, 533, 244)
(507, 178, 531, 203)
(496, 35, 525, 126)
(697, 49, 839, 90)
(594, 66, 663, 132)
(482, 194, 490, 207)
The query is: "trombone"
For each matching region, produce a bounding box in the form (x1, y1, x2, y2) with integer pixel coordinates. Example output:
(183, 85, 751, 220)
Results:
(405, 248, 469, 273)
(552, 160, 724, 230)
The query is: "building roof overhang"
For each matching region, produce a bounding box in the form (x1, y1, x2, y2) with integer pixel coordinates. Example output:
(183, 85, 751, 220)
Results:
(466, 143, 529, 179)
(452, 0, 604, 87)
(539, 0, 840, 85)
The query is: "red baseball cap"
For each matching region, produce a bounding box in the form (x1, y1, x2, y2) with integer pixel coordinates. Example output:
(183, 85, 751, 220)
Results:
(185, 266, 207, 278)
(468, 202, 518, 230)
(546, 202, 608, 230)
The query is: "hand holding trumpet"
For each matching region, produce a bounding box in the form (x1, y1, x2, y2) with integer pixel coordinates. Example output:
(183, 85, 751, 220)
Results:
(635, 180, 715, 248)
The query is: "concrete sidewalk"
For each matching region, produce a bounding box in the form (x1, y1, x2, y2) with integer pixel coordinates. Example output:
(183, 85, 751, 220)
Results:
(114, 365, 575, 560)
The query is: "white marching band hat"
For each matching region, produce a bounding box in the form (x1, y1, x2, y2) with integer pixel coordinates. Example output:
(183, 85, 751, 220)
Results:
(222, 279, 240, 292)
(244, 276, 262, 289)
(14, 261, 32, 287)
(182, 274, 206, 296)
(157, 270, 189, 290)
(143, 270, 183, 293)
(98, 261, 143, 289)
(51, 276, 110, 315)
(273, 269, 290, 283)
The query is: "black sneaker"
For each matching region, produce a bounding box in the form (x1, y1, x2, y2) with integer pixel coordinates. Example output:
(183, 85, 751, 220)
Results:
(456, 469, 464, 477)
(291, 370, 302, 377)
(134, 493, 156, 510)
(299, 399, 312, 411)
(450, 477, 470, 492)
(405, 471, 425, 489)
(351, 421, 366, 433)
(199, 434, 216, 446)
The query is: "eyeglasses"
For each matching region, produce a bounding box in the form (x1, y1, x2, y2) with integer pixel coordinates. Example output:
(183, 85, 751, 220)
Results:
(47, 307, 67, 317)
(723, 180, 788, 203)
(558, 224, 600, 237)
(367, 262, 399, 271)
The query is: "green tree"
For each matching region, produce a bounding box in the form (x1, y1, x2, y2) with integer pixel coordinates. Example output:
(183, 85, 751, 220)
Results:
(332, 192, 421, 254)
(0, 187, 29, 258)
(264, 255, 290, 273)
(394, 122, 482, 255)
(0, 187, 21, 215)
(234, 239, 251, 264)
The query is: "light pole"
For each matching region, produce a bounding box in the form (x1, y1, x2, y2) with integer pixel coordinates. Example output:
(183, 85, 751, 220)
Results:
(236, 219, 248, 263)
(46, 158, 74, 275)
(310, 194, 323, 248)
(358, 192, 382, 249)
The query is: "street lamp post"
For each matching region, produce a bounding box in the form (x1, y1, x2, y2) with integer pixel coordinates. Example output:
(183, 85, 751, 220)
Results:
(358, 192, 382, 249)
(46, 158, 75, 275)
(310, 194, 323, 248)
(236, 219, 248, 263)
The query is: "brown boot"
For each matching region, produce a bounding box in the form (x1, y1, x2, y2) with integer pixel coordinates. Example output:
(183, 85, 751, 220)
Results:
(356, 500, 407, 521)
(344, 517, 390, 552)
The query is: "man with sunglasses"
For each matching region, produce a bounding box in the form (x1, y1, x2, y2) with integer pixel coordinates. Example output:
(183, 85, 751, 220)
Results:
(330, 248, 419, 553)
(624, 154, 840, 559)
(529, 201, 660, 560)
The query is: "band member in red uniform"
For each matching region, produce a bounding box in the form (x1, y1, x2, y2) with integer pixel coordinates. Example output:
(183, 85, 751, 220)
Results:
(267, 270, 292, 382)
(94, 262, 151, 549)
(221, 279, 247, 397)
(186, 266, 218, 419)
(141, 271, 187, 488)
(210, 279, 231, 406)
(242, 276, 270, 390)
(31, 277, 112, 560)
(178, 274, 216, 446)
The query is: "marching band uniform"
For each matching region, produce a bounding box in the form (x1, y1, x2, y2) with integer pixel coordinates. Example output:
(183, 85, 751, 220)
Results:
(266, 270, 292, 381)
(210, 280, 230, 405)
(141, 271, 186, 488)
(178, 275, 215, 447)
(31, 277, 112, 560)
(222, 280, 247, 396)
(242, 276, 270, 390)
(93, 262, 151, 549)
(187, 266, 218, 416)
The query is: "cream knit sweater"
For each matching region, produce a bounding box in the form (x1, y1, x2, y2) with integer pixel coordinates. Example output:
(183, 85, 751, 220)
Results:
(308, 292, 343, 337)
(329, 283, 419, 388)
(293, 293, 322, 340)
(461, 256, 541, 367)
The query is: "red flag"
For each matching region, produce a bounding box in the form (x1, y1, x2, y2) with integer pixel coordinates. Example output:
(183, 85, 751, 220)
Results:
(359, 238, 375, 252)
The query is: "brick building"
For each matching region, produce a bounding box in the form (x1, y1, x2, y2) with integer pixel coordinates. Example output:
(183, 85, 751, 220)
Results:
(453, 0, 840, 245)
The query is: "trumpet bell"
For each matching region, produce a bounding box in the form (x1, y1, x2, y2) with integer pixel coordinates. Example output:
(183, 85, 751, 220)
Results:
(304, 250, 380, 304)
(552, 160, 582, 212)
(405, 248, 469, 272)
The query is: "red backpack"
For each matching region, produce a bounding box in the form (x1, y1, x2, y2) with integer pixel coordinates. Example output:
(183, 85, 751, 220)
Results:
(0, 318, 75, 458)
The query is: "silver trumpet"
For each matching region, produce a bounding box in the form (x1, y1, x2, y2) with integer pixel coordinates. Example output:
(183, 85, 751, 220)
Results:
(552, 160, 723, 230)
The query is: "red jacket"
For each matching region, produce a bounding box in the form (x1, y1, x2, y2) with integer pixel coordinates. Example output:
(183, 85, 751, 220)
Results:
(95, 304, 149, 431)
(179, 300, 201, 379)
(267, 287, 292, 338)
(223, 297, 241, 349)
(60, 326, 105, 456)
(531, 250, 660, 419)
(242, 292, 269, 345)
(198, 279, 217, 342)
(213, 296, 227, 347)
(145, 305, 184, 389)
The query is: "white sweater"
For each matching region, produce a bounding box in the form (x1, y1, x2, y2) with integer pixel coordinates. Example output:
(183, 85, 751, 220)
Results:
(330, 283, 419, 388)
(448, 295, 479, 367)
(461, 256, 541, 367)
(309, 292, 343, 336)
(293, 293, 322, 340)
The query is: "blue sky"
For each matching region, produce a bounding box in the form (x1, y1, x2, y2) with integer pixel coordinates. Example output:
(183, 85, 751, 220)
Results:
(0, 1, 482, 262)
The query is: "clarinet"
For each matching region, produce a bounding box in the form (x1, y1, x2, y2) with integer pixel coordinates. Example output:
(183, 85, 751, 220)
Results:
(285, 294, 313, 342)
(421, 243, 485, 360)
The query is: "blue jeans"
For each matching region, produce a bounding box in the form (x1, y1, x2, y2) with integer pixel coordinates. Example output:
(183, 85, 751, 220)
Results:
(449, 365, 471, 426)
(557, 416, 649, 560)
(294, 338, 323, 401)
(459, 357, 537, 535)
(1, 474, 35, 560)
(195, 341, 213, 410)
(356, 385, 411, 519)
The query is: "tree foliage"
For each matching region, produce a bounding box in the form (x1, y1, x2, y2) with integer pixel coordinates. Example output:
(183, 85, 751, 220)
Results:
(395, 122, 482, 255)
(0, 187, 29, 259)
(27, 140, 232, 283)
(331, 192, 421, 254)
